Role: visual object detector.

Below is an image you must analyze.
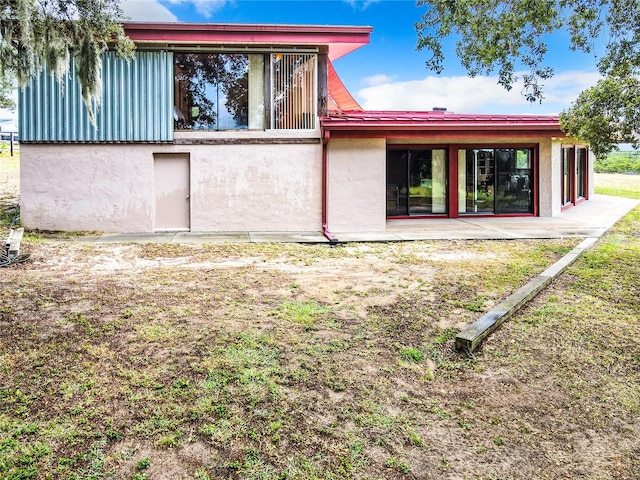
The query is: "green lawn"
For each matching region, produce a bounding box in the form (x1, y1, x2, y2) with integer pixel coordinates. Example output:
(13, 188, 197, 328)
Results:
(594, 172, 640, 199)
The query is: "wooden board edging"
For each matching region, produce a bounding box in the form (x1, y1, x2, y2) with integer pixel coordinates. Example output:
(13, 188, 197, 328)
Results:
(455, 237, 599, 354)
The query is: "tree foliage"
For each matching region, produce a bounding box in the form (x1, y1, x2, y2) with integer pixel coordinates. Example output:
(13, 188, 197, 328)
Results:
(595, 150, 640, 173)
(416, 0, 640, 158)
(0, 0, 134, 122)
(0, 72, 14, 110)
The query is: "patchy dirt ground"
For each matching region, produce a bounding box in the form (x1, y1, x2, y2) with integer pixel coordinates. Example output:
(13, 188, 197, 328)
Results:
(2, 159, 639, 479)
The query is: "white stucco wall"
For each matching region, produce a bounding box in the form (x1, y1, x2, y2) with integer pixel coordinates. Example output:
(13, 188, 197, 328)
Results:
(21, 145, 155, 232)
(20, 140, 322, 233)
(189, 143, 321, 232)
(538, 138, 563, 217)
(20, 132, 591, 234)
(326, 137, 386, 232)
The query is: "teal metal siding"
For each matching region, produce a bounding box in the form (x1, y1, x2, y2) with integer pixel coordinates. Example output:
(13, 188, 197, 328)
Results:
(19, 51, 173, 142)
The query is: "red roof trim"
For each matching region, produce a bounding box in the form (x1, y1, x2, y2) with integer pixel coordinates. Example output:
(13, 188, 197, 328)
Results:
(327, 129, 563, 140)
(321, 111, 562, 134)
(123, 22, 372, 60)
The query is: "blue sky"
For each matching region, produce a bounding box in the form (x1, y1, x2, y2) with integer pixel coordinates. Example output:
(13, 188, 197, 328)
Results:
(0, 0, 602, 127)
(120, 0, 602, 115)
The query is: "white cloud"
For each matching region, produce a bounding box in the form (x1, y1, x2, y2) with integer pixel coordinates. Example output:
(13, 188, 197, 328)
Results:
(539, 71, 602, 105)
(362, 74, 395, 87)
(162, 0, 230, 18)
(121, 0, 178, 21)
(343, 0, 381, 10)
(357, 71, 602, 114)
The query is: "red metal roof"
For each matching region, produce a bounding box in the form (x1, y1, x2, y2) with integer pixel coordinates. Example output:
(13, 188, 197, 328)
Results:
(123, 22, 372, 61)
(321, 110, 563, 137)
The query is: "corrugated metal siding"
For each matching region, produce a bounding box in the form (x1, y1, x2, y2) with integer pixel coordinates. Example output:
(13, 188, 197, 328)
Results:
(19, 51, 173, 142)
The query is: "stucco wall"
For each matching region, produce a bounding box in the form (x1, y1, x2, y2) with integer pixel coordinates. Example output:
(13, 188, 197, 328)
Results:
(538, 138, 557, 217)
(21, 145, 155, 232)
(326, 137, 386, 232)
(189, 143, 321, 232)
(20, 142, 322, 233)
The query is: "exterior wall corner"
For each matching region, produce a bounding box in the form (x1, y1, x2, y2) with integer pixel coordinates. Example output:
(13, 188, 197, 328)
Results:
(541, 138, 563, 217)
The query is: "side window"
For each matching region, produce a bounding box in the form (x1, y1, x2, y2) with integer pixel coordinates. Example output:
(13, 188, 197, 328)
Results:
(174, 52, 317, 131)
(174, 53, 264, 131)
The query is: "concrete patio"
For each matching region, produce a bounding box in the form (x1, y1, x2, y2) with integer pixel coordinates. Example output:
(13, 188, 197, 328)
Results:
(82, 194, 638, 244)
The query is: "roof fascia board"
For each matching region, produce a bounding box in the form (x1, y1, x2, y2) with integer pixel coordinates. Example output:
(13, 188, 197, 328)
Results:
(123, 22, 372, 60)
(325, 129, 564, 139)
(145, 45, 321, 55)
(322, 123, 562, 131)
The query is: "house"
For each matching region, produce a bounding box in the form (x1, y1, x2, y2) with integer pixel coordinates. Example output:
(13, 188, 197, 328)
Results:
(18, 22, 592, 238)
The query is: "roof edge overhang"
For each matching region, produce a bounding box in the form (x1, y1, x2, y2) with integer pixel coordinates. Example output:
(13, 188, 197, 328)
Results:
(123, 22, 372, 60)
(321, 111, 564, 138)
(324, 129, 565, 140)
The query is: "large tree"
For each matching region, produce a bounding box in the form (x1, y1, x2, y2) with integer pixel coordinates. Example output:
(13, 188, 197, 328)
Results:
(416, 0, 640, 158)
(0, 0, 134, 122)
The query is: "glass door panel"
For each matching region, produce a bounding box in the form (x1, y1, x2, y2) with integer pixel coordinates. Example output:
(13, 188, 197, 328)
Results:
(408, 149, 447, 215)
(464, 149, 494, 213)
(387, 150, 409, 216)
(576, 148, 586, 199)
(431, 149, 447, 214)
(562, 148, 574, 205)
(495, 149, 533, 213)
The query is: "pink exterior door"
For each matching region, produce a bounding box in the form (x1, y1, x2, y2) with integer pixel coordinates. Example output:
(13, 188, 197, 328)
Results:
(154, 154, 190, 231)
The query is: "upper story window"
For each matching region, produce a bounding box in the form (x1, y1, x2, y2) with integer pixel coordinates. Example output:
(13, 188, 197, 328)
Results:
(174, 53, 261, 130)
(174, 52, 316, 131)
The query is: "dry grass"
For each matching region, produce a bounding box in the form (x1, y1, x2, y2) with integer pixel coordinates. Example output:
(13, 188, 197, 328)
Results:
(1, 157, 639, 479)
(1, 220, 639, 479)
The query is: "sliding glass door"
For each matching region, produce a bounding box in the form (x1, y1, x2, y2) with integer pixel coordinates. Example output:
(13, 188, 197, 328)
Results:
(387, 149, 447, 216)
(459, 148, 534, 215)
(462, 149, 495, 213)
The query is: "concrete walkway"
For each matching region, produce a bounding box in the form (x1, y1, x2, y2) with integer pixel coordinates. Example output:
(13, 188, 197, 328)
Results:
(82, 194, 638, 244)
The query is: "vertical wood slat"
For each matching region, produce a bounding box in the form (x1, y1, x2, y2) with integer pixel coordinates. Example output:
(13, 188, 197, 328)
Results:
(270, 53, 316, 130)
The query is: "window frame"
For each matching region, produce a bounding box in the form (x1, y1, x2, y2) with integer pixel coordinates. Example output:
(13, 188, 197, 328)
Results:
(561, 144, 589, 210)
(387, 143, 539, 219)
(173, 51, 319, 132)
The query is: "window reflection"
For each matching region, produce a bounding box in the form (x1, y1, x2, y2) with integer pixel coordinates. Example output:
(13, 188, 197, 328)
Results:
(174, 53, 252, 131)
(459, 148, 533, 214)
(386, 149, 448, 216)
